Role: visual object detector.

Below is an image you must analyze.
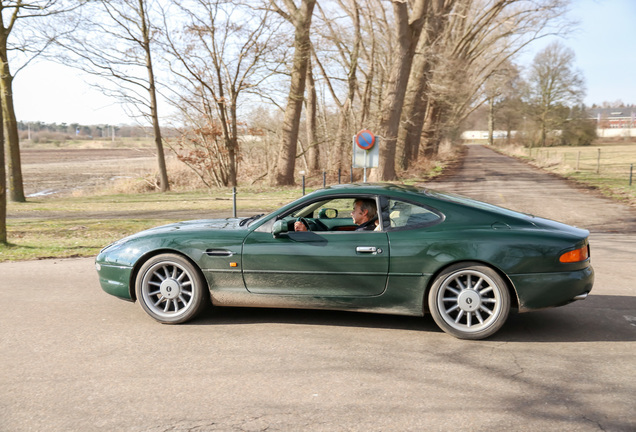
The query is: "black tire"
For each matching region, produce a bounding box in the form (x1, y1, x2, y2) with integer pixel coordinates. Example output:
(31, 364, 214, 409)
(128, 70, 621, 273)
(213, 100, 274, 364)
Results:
(135, 253, 209, 324)
(428, 262, 510, 340)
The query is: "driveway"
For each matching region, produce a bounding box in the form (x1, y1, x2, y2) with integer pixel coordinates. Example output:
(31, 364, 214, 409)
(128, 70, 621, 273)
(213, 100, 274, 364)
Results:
(1, 145, 634, 431)
(429, 144, 636, 233)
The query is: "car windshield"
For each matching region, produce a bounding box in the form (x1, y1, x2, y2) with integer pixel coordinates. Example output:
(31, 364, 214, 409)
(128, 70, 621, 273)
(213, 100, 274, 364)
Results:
(291, 200, 330, 218)
(239, 214, 264, 227)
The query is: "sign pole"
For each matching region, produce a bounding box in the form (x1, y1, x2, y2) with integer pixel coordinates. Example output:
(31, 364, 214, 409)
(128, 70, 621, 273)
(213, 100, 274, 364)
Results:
(363, 150, 368, 182)
(351, 135, 355, 183)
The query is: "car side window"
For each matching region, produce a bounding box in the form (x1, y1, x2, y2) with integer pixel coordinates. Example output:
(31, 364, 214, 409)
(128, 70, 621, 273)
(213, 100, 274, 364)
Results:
(286, 197, 383, 233)
(389, 199, 441, 229)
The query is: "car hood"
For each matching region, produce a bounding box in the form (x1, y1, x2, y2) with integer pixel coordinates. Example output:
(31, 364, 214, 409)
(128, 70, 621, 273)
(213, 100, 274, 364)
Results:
(98, 218, 248, 266)
(108, 218, 245, 245)
(137, 218, 244, 235)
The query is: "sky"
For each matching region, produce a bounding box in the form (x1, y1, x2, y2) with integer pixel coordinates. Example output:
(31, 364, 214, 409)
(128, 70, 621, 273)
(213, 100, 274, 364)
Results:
(13, 0, 636, 126)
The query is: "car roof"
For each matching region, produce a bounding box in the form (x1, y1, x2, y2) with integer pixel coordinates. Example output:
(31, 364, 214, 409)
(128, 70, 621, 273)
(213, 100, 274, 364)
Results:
(306, 183, 531, 220)
(309, 183, 427, 197)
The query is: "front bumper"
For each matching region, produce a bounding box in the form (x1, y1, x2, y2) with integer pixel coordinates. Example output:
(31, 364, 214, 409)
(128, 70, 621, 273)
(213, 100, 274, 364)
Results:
(96, 262, 134, 301)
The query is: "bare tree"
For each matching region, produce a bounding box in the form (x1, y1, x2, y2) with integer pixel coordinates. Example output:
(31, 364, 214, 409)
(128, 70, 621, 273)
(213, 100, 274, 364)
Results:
(396, 0, 453, 170)
(311, 0, 363, 174)
(357, 0, 391, 130)
(1, 0, 78, 202)
(269, 0, 316, 186)
(402, 0, 573, 160)
(526, 40, 584, 147)
(374, 0, 428, 181)
(163, 0, 282, 187)
(0, 93, 5, 243)
(55, 0, 170, 191)
(484, 62, 520, 146)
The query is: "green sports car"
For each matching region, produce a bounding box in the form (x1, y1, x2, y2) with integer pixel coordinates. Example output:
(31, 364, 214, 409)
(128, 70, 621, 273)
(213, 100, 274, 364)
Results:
(95, 183, 594, 339)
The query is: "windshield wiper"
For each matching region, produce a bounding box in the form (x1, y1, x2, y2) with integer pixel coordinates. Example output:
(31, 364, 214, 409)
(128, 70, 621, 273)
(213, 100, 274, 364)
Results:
(239, 214, 264, 227)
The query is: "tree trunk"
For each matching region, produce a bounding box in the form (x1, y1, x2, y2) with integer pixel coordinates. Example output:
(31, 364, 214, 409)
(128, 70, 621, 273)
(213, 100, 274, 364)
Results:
(0, 28, 25, 203)
(330, 99, 351, 174)
(397, 1, 452, 171)
(305, 58, 319, 172)
(540, 109, 548, 147)
(227, 96, 239, 187)
(139, 0, 169, 192)
(271, 0, 316, 186)
(0, 93, 6, 244)
(375, 0, 428, 181)
(0, 76, 24, 202)
(421, 102, 443, 157)
(326, 0, 360, 176)
(396, 49, 431, 170)
(488, 97, 494, 146)
(0, 8, 25, 203)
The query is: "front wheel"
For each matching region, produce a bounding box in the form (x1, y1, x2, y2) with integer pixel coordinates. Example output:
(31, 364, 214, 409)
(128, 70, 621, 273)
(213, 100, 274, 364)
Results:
(428, 263, 510, 340)
(135, 254, 208, 324)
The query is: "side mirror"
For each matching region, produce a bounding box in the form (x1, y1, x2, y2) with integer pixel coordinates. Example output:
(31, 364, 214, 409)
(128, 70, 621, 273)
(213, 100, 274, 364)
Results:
(318, 208, 338, 219)
(272, 219, 288, 237)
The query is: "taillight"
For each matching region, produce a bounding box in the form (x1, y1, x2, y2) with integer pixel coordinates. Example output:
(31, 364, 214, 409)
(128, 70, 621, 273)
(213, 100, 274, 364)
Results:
(559, 245, 589, 263)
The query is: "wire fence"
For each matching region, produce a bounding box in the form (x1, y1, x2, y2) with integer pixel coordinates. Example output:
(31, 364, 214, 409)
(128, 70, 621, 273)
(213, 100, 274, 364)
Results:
(528, 146, 635, 186)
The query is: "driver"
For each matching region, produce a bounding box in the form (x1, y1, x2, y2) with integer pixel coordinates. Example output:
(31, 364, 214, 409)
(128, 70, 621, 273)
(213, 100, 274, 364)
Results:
(294, 198, 377, 232)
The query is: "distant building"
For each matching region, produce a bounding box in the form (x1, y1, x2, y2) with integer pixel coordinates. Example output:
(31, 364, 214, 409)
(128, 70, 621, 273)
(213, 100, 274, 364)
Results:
(588, 107, 636, 129)
(461, 107, 636, 141)
(460, 130, 515, 140)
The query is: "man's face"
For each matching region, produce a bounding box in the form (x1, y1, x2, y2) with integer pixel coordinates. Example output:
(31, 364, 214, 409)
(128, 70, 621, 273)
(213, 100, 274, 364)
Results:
(351, 201, 368, 225)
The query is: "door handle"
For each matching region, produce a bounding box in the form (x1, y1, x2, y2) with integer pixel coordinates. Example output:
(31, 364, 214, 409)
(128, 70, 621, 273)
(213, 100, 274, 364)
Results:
(205, 248, 234, 257)
(356, 246, 381, 254)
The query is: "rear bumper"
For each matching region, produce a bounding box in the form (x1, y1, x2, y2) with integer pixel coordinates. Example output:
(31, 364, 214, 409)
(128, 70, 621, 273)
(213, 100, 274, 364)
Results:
(510, 265, 594, 312)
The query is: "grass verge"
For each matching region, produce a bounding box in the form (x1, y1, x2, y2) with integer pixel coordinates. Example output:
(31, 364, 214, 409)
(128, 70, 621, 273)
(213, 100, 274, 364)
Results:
(0, 219, 169, 261)
(2, 145, 462, 262)
(2, 188, 300, 262)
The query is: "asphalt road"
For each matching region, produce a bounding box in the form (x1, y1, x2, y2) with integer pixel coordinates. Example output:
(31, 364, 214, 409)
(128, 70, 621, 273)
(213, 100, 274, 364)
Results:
(1, 145, 635, 431)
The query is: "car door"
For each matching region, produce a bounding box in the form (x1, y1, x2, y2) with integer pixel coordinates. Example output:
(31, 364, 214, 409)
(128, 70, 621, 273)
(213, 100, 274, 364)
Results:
(384, 198, 445, 277)
(241, 226, 389, 297)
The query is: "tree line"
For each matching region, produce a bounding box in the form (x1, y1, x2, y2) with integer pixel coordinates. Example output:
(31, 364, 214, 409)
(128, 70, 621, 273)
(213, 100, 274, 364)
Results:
(2, 0, 585, 244)
(19, 121, 151, 138)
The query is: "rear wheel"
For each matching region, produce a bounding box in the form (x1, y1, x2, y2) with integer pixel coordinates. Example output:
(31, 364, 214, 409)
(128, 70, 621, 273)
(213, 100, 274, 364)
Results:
(428, 263, 510, 340)
(135, 253, 208, 324)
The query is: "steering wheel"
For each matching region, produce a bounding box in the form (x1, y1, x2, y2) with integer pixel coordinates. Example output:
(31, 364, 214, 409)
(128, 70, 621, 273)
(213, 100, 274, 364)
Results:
(296, 217, 310, 231)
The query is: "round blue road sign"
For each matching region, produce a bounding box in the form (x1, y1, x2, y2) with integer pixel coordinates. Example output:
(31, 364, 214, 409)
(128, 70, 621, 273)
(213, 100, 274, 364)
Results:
(355, 130, 375, 150)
